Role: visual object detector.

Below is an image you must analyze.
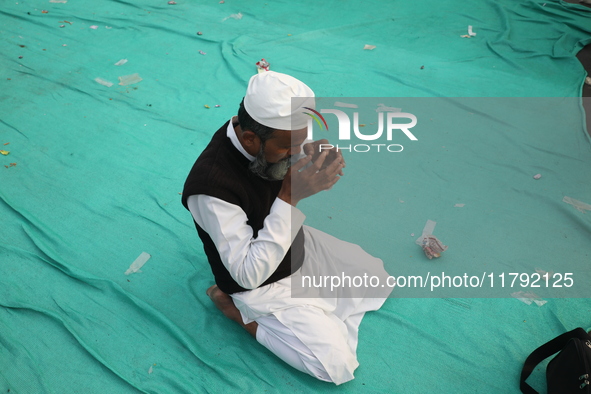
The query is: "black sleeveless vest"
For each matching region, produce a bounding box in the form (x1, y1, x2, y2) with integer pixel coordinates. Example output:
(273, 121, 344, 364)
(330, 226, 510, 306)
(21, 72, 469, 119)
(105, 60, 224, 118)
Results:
(182, 121, 305, 294)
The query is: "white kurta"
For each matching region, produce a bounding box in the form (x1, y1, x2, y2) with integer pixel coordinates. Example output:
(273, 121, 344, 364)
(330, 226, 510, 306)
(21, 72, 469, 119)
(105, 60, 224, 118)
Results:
(187, 119, 393, 385)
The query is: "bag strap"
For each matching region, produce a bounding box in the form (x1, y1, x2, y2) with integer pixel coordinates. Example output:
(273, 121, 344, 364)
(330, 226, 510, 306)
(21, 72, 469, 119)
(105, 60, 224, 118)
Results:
(520, 327, 590, 394)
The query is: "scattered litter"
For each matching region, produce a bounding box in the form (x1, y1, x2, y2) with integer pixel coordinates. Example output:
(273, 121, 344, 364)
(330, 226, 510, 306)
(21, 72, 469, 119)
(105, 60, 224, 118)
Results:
(42, 10, 49, 13)
(94, 77, 114, 87)
(215, 104, 220, 108)
(411, 233, 415, 237)
(60, 20, 72, 25)
(222, 13, 243, 21)
(4, 163, 16, 168)
(376, 103, 401, 112)
(197, 31, 203, 35)
(118, 73, 142, 86)
(114, 59, 128, 66)
(334, 101, 358, 108)
(3, 143, 9, 146)
(0, 150, 9, 156)
(50, 0, 68, 2)
(454, 203, 465, 208)
(256, 58, 270, 72)
(511, 291, 547, 306)
(90, 25, 99, 29)
(219, 0, 225, 3)
(363, 44, 376, 50)
(585, 77, 591, 86)
(148, 366, 153, 374)
(460, 35, 472, 38)
(60, 25, 65, 28)
(62, 44, 67, 47)
(533, 173, 541, 180)
(125, 252, 151, 275)
(204, 105, 210, 109)
(415, 220, 448, 259)
(420, 65, 424, 69)
(18, 56, 23, 59)
(563, 196, 591, 213)
(468, 25, 477, 36)
(198, 50, 207, 55)
(106, 26, 112, 29)
(398, 198, 404, 203)
(168, 0, 177, 4)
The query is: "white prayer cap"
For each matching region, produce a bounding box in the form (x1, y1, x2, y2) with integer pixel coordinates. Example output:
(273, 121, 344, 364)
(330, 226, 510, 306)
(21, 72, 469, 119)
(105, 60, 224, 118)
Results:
(244, 71, 315, 130)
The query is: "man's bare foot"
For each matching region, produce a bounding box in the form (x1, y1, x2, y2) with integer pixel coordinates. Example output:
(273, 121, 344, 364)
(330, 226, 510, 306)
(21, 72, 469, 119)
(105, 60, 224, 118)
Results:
(206, 285, 258, 338)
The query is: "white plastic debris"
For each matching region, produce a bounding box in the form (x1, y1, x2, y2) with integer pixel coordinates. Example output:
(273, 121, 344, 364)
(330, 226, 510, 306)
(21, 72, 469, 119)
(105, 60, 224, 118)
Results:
(334, 101, 358, 108)
(533, 174, 541, 180)
(585, 76, 591, 86)
(118, 73, 143, 86)
(468, 25, 476, 36)
(415, 220, 448, 259)
(114, 59, 128, 66)
(50, 0, 68, 3)
(94, 77, 113, 87)
(148, 366, 153, 374)
(376, 104, 401, 112)
(222, 12, 242, 21)
(511, 291, 547, 306)
(535, 268, 553, 281)
(454, 203, 465, 208)
(90, 25, 99, 29)
(563, 196, 591, 213)
(125, 252, 151, 275)
(363, 44, 376, 50)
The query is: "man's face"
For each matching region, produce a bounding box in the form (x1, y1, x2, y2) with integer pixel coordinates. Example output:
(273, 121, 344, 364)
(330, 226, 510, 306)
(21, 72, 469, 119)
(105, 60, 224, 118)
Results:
(249, 127, 308, 181)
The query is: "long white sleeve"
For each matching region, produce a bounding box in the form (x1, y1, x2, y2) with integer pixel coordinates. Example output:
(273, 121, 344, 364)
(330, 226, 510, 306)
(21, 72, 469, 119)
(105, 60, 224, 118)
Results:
(187, 194, 306, 290)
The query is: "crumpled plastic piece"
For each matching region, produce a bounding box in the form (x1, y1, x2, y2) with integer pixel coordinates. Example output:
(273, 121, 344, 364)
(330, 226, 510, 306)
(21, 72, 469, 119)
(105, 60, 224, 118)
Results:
(563, 196, 591, 213)
(125, 252, 151, 275)
(535, 268, 553, 281)
(118, 73, 142, 86)
(376, 103, 401, 112)
(334, 101, 358, 108)
(256, 58, 270, 73)
(114, 59, 128, 66)
(454, 203, 465, 208)
(95, 78, 113, 87)
(511, 291, 547, 306)
(533, 173, 541, 180)
(222, 12, 242, 21)
(363, 44, 376, 50)
(415, 220, 448, 259)
(585, 76, 591, 86)
(199, 50, 206, 55)
(0, 150, 9, 156)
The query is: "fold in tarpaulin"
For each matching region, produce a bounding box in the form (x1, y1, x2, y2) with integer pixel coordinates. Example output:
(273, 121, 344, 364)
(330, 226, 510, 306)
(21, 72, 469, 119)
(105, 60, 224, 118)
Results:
(1, 0, 591, 392)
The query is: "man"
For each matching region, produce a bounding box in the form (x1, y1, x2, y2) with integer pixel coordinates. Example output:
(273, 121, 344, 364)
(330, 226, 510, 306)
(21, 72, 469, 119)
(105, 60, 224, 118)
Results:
(182, 71, 392, 384)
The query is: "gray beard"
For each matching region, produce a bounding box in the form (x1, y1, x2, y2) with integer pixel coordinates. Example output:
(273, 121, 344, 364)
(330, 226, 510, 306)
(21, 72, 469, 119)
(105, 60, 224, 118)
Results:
(249, 143, 291, 181)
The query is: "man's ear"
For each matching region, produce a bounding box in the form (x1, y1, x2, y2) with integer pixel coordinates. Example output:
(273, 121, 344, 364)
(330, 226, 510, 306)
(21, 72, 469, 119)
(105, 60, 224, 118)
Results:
(241, 130, 259, 148)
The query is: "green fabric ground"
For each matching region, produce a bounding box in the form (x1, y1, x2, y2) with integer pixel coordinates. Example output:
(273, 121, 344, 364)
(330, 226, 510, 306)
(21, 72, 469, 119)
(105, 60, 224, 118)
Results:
(1, 0, 591, 393)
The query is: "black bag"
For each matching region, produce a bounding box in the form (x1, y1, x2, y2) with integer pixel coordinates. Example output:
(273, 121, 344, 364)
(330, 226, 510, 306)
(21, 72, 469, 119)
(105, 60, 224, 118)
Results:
(520, 327, 591, 394)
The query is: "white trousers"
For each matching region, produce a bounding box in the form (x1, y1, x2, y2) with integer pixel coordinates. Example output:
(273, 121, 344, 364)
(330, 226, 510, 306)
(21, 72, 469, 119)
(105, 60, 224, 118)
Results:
(231, 226, 392, 385)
